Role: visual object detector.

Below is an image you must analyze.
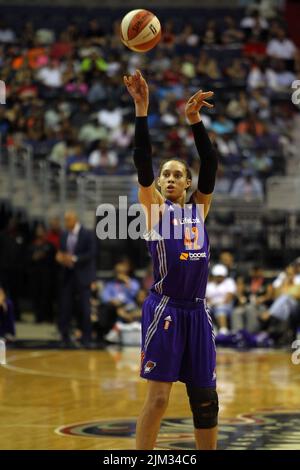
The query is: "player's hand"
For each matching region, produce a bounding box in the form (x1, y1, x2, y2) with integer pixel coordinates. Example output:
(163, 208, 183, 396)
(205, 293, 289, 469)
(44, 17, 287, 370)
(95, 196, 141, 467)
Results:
(185, 90, 214, 125)
(123, 69, 149, 116)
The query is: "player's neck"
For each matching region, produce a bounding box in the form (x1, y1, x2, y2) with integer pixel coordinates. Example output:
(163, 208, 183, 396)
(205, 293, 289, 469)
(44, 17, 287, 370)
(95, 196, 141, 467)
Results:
(165, 194, 186, 207)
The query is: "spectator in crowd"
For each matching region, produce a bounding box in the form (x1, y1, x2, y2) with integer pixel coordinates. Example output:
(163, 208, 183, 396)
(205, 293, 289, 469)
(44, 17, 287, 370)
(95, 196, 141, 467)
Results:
(249, 149, 273, 181)
(240, 10, 269, 37)
(213, 165, 232, 195)
(96, 258, 140, 344)
(202, 19, 220, 45)
(231, 169, 264, 200)
(105, 288, 147, 344)
(116, 288, 146, 324)
(206, 264, 237, 334)
(243, 32, 267, 58)
(0, 286, 15, 341)
(231, 266, 269, 334)
(0, 217, 26, 320)
(247, 61, 271, 89)
(219, 251, 238, 279)
(225, 59, 247, 82)
(222, 16, 245, 45)
(215, 133, 239, 160)
(0, 20, 17, 43)
(266, 59, 296, 92)
(178, 24, 200, 49)
(109, 121, 134, 150)
(231, 276, 261, 333)
(272, 259, 300, 289)
(88, 140, 118, 173)
(248, 89, 271, 120)
(266, 27, 297, 61)
(196, 51, 221, 81)
(252, 0, 278, 20)
(46, 217, 62, 251)
(65, 143, 89, 173)
(78, 116, 108, 145)
(259, 265, 300, 343)
(28, 224, 56, 323)
(226, 91, 249, 120)
(101, 258, 140, 308)
(97, 100, 123, 129)
(249, 265, 266, 296)
(37, 59, 63, 88)
(56, 211, 96, 348)
(211, 114, 235, 135)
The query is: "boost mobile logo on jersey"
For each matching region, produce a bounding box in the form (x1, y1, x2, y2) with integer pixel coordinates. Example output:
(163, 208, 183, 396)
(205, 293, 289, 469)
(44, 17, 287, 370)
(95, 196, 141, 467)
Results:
(180, 252, 206, 261)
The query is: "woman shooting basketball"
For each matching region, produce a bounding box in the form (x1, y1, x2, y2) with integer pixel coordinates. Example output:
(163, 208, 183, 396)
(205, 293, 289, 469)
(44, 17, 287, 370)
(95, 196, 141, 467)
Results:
(124, 70, 218, 450)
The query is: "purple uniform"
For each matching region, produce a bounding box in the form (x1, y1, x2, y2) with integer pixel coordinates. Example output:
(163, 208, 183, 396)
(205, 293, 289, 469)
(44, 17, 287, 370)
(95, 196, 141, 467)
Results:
(140, 199, 216, 387)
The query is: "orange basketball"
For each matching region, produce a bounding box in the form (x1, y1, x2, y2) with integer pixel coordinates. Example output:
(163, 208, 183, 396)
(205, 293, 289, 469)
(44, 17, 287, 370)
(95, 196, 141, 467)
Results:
(120, 9, 161, 53)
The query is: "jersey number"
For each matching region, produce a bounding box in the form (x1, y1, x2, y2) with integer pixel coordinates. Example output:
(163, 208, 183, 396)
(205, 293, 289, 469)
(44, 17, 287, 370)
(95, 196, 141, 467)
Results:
(184, 227, 200, 250)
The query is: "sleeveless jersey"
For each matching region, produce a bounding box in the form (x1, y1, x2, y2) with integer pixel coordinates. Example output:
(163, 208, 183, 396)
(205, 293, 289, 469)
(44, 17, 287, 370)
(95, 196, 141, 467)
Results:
(145, 199, 210, 301)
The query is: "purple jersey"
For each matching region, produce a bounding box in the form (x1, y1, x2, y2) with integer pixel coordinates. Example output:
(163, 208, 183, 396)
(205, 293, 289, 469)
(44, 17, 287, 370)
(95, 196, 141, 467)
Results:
(145, 199, 210, 301)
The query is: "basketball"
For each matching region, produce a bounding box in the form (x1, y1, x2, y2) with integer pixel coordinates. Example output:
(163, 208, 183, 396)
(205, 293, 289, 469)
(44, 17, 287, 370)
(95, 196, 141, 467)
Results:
(120, 9, 161, 52)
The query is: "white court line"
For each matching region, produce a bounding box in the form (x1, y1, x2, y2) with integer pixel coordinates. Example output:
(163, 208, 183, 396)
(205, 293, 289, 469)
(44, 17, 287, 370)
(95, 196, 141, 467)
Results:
(2, 350, 139, 382)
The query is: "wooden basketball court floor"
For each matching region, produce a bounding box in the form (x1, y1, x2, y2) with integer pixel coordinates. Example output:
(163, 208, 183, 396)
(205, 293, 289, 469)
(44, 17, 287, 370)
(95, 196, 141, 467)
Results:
(1, 347, 300, 450)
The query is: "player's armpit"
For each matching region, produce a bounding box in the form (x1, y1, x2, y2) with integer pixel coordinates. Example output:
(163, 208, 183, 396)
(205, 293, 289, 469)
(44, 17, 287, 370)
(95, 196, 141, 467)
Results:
(191, 190, 213, 220)
(138, 181, 164, 230)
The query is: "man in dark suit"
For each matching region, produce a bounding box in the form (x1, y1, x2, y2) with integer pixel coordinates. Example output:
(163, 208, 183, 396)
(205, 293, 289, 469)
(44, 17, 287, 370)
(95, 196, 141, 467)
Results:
(56, 211, 96, 348)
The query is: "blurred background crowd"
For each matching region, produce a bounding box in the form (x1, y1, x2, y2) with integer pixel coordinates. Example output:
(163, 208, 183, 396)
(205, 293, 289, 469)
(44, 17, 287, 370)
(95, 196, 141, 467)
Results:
(0, 2, 299, 194)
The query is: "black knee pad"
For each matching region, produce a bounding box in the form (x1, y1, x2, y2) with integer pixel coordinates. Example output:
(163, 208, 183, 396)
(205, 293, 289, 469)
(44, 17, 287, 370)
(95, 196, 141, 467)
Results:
(186, 385, 219, 429)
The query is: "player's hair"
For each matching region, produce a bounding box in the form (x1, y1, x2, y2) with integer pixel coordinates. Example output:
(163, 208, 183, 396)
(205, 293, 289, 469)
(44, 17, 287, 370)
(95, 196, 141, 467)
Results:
(159, 158, 192, 181)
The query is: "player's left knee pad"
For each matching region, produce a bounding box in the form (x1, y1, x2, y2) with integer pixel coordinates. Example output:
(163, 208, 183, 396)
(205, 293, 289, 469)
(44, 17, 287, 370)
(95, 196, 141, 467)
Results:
(186, 385, 219, 429)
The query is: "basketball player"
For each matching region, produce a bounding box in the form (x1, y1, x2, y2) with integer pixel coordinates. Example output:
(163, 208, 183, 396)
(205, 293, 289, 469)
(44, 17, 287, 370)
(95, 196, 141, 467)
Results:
(124, 70, 218, 450)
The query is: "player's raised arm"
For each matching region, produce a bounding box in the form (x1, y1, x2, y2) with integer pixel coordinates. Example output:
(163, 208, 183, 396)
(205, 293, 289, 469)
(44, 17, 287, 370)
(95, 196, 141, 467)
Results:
(123, 70, 163, 208)
(185, 90, 218, 219)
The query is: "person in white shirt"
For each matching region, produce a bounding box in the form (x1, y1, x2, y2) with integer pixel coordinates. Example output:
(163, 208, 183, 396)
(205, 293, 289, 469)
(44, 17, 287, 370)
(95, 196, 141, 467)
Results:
(266, 60, 296, 92)
(88, 140, 118, 171)
(230, 170, 264, 200)
(37, 59, 63, 88)
(266, 28, 297, 60)
(272, 260, 300, 289)
(240, 11, 268, 32)
(97, 101, 122, 129)
(206, 264, 237, 334)
(0, 21, 16, 43)
(261, 265, 300, 324)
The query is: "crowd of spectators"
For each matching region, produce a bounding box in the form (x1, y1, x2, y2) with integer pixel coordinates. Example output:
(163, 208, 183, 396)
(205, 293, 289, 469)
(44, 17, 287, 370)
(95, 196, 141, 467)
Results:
(0, 5, 299, 200)
(1, 4, 300, 346)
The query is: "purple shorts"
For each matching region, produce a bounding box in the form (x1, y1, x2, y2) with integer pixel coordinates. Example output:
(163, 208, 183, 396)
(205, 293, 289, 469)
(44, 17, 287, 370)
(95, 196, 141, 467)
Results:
(140, 292, 217, 387)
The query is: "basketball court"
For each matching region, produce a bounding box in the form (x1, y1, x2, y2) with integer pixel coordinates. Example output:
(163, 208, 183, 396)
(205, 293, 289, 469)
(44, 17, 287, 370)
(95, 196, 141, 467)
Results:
(1, 347, 300, 450)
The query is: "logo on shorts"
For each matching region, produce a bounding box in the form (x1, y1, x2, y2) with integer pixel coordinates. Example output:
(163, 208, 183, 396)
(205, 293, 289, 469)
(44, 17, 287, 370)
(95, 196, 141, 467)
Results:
(164, 316, 172, 330)
(144, 360, 156, 374)
(212, 368, 217, 381)
(180, 252, 206, 261)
